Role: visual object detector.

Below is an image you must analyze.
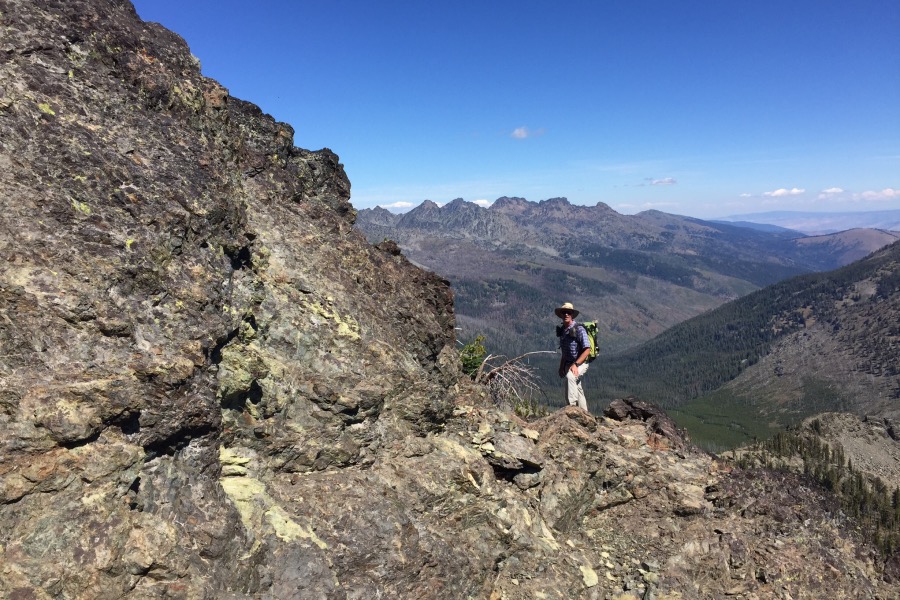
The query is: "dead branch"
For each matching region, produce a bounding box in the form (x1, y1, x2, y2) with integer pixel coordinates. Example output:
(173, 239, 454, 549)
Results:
(474, 350, 556, 409)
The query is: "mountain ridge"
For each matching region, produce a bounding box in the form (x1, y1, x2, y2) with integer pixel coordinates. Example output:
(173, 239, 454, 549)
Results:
(719, 209, 900, 234)
(357, 198, 898, 356)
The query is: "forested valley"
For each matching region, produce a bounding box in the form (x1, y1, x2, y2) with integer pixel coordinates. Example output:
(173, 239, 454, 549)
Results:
(357, 200, 900, 446)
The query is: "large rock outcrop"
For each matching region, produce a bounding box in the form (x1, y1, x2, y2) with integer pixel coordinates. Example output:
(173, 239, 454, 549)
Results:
(1, 1, 898, 598)
(1, 0, 454, 596)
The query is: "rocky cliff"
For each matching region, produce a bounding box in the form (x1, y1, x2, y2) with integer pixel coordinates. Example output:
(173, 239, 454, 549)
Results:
(1, 2, 898, 598)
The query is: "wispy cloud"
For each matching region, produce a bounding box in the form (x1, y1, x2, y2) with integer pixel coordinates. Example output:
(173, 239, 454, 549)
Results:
(380, 201, 414, 210)
(856, 187, 898, 201)
(626, 177, 678, 188)
(763, 187, 805, 197)
(817, 187, 898, 202)
(511, 126, 545, 139)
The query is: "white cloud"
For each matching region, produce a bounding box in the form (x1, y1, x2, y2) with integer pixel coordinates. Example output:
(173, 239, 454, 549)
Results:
(510, 126, 544, 139)
(380, 201, 414, 209)
(650, 177, 676, 186)
(473, 199, 493, 207)
(815, 187, 898, 202)
(763, 187, 805, 197)
(856, 187, 898, 201)
(739, 193, 753, 198)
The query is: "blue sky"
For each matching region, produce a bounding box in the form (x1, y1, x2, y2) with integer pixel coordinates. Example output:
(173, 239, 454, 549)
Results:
(131, 1, 899, 219)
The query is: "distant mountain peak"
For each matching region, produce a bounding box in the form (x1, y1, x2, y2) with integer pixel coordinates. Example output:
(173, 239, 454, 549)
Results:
(491, 196, 528, 208)
(444, 197, 477, 212)
(539, 196, 571, 206)
(359, 205, 401, 227)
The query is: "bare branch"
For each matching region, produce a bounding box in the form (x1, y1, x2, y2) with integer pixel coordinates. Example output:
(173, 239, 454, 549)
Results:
(473, 350, 556, 416)
(474, 353, 499, 384)
(478, 350, 556, 384)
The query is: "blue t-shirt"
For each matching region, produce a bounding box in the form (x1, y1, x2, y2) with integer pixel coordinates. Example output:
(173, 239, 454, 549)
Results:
(559, 322, 590, 363)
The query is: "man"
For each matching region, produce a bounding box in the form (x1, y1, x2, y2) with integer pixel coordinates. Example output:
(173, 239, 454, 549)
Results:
(555, 302, 591, 412)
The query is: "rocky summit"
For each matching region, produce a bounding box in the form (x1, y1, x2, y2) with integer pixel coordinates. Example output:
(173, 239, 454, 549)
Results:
(1, 1, 898, 598)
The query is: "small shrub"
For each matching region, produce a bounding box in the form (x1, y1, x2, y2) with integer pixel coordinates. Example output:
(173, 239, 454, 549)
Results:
(459, 335, 486, 378)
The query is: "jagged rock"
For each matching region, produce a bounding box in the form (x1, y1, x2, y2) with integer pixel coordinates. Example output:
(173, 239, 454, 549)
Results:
(375, 238, 403, 256)
(604, 396, 690, 451)
(1, 2, 899, 599)
(886, 418, 900, 441)
(481, 431, 545, 471)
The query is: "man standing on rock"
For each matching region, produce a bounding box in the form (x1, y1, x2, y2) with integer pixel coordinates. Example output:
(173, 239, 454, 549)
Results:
(556, 302, 591, 412)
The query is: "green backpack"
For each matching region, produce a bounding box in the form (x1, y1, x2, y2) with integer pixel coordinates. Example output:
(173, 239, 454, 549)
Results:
(580, 321, 600, 362)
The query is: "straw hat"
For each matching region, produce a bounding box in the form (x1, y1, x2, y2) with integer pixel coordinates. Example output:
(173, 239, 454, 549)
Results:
(554, 302, 579, 319)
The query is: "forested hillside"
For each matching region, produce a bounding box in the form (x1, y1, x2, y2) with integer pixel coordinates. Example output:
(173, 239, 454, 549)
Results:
(591, 240, 900, 437)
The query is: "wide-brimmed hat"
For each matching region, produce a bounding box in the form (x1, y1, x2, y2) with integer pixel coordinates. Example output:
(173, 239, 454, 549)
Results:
(554, 302, 579, 319)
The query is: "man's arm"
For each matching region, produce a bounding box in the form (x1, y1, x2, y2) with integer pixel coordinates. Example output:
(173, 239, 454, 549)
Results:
(569, 327, 591, 374)
(569, 347, 590, 375)
(574, 347, 590, 366)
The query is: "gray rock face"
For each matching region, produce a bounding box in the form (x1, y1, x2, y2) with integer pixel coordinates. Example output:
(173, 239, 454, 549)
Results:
(1, 0, 453, 596)
(1, 1, 898, 598)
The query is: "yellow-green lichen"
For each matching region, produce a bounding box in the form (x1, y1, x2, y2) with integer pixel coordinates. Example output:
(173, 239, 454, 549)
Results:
(433, 437, 481, 463)
(265, 504, 328, 548)
(71, 199, 91, 215)
(580, 564, 599, 588)
(37, 102, 55, 115)
(220, 455, 250, 476)
(309, 300, 360, 340)
(538, 519, 560, 551)
(219, 446, 328, 549)
(219, 476, 266, 530)
(220, 446, 253, 467)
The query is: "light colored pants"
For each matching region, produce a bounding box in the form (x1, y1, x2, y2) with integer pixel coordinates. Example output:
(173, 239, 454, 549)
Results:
(565, 363, 589, 411)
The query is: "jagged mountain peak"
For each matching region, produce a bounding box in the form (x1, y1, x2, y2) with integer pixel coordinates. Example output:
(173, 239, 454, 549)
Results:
(489, 195, 529, 211)
(537, 196, 572, 208)
(361, 205, 401, 226)
(397, 198, 443, 226)
(443, 197, 481, 212)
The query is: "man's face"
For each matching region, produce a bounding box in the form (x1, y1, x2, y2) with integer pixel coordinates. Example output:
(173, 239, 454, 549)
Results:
(562, 311, 574, 326)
